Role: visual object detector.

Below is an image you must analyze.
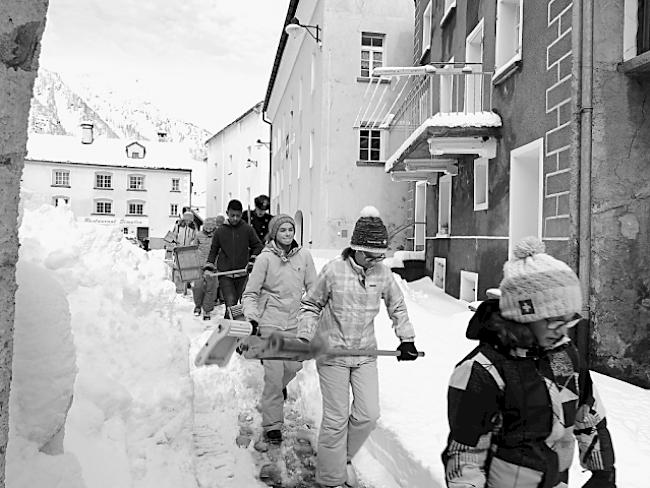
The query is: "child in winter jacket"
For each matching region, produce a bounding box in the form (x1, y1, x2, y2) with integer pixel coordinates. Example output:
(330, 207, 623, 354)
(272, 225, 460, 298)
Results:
(241, 214, 317, 444)
(191, 216, 222, 320)
(297, 206, 419, 488)
(443, 237, 616, 488)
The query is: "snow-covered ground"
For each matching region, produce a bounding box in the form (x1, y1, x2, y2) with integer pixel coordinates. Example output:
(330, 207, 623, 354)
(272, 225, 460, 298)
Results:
(7, 200, 650, 487)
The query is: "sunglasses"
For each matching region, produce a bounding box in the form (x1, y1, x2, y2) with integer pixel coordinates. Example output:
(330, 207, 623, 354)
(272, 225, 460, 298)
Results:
(544, 314, 582, 330)
(362, 251, 386, 263)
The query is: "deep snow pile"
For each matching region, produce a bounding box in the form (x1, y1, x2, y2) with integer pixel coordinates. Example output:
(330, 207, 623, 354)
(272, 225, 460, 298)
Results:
(9, 198, 197, 488)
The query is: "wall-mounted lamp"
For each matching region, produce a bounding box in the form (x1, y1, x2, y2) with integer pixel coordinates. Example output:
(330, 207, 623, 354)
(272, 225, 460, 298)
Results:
(255, 139, 271, 149)
(285, 17, 322, 46)
(246, 158, 258, 168)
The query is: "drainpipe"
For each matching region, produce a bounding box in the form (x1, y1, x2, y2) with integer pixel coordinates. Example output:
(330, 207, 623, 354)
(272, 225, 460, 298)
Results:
(578, 0, 593, 321)
(572, 0, 593, 363)
(262, 112, 273, 202)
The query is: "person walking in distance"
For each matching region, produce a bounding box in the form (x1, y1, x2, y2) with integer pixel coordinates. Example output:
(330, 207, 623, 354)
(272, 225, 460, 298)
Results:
(242, 194, 273, 243)
(191, 217, 221, 320)
(297, 206, 419, 488)
(443, 237, 616, 488)
(207, 199, 263, 318)
(242, 214, 317, 444)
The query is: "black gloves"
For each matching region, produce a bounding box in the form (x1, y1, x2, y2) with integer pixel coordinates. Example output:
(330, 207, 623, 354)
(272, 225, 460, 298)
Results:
(582, 469, 616, 488)
(249, 320, 260, 336)
(202, 263, 216, 272)
(246, 261, 255, 273)
(397, 341, 418, 361)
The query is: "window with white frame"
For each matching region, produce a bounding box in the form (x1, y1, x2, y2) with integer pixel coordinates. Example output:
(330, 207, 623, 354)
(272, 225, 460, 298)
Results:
(495, 0, 523, 73)
(474, 158, 489, 210)
(95, 172, 112, 189)
(359, 128, 382, 162)
(422, 1, 433, 55)
(464, 20, 484, 113)
(171, 178, 180, 191)
(52, 169, 70, 187)
(414, 181, 427, 250)
(438, 174, 452, 235)
(361, 33, 384, 78)
(52, 195, 69, 207)
(170, 203, 179, 216)
(127, 201, 144, 215)
(95, 199, 113, 215)
(128, 174, 145, 190)
(440, 57, 455, 113)
(624, 0, 650, 60)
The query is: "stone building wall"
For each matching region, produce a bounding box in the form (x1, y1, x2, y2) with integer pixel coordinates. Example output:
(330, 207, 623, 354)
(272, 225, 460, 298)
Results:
(0, 0, 49, 483)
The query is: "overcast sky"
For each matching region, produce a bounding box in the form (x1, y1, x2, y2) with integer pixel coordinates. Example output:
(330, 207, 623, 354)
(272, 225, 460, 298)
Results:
(39, 0, 289, 133)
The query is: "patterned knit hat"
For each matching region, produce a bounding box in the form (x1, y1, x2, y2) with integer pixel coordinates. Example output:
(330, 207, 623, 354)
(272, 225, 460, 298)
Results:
(499, 236, 582, 323)
(268, 214, 295, 241)
(350, 206, 388, 253)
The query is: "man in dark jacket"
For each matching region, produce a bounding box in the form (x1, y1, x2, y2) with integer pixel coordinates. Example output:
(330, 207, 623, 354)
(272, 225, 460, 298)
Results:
(207, 199, 263, 318)
(242, 194, 273, 243)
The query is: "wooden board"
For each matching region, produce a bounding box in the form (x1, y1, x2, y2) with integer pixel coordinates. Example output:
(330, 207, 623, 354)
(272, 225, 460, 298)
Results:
(173, 245, 202, 282)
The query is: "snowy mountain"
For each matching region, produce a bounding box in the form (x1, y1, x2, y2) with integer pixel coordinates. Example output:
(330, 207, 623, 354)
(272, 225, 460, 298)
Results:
(29, 69, 211, 160)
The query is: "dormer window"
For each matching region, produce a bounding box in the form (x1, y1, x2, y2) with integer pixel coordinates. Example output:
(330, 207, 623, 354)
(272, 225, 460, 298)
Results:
(126, 142, 146, 159)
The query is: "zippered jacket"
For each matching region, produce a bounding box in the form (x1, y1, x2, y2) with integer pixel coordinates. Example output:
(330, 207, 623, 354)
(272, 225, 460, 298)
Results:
(206, 220, 263, 272)
(297, 254, 415, 365)
(242, 240, 317, 332)
(192, 230, 214, 264)
(443, 299, 615, 488)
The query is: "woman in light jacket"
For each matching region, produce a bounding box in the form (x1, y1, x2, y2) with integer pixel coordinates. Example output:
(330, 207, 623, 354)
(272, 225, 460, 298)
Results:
(242, 214, 317, 444)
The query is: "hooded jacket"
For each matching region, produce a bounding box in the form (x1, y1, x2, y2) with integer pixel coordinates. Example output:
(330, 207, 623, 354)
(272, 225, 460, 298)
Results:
(241, 240, 317, 332)
(443, 299, 615, 488)
(206, 220, 263, 272)
(297, 251, 415, 366)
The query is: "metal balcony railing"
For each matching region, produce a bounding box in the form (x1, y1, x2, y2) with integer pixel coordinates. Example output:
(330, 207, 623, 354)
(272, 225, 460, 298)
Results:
(353, 63, 495, 150)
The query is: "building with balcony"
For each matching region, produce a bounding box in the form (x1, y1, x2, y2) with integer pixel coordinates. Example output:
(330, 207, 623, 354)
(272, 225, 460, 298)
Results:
(23, 129, 200, 249)
(362, 0, 650, 386)
(205, 102, 271, 216)
(263, 0, 414, 249)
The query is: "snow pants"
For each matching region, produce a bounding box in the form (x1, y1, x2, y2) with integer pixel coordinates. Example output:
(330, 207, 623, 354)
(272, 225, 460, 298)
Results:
(218, 275, 248, 318)
(316, 360, 379, 487)
(261, 358, 302, 432)
(192, 273, 218, 313)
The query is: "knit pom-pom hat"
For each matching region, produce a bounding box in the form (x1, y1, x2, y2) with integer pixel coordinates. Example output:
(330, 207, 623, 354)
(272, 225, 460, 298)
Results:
(350, 206, 388, 253)
(499, 236, 582, 323)
(268, 214, 295, 241)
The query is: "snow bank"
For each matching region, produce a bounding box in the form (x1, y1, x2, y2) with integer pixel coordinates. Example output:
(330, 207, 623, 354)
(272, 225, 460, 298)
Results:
(10, 198, 197, 488)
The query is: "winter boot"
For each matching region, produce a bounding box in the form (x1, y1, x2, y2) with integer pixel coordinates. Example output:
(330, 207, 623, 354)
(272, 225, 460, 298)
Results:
(344, 461, 358, 488)
(282, 387, 288, 401)
(265, 429, 282, 444)
(193, 307, 201, 316)
(203, 310, 211, 321)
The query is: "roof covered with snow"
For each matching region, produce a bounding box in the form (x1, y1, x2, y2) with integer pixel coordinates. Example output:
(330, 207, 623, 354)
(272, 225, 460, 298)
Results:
(385, 111, 502, 172)
(26, 133, 200, 171)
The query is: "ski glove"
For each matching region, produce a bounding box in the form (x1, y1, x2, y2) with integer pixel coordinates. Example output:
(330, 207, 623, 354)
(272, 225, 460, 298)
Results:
(249, 320, 260, 336)
(246, 261, 255, 273)
(582, 469, 616, 488)
(202, 263, 216, 272)
(396, 341, 418, 361)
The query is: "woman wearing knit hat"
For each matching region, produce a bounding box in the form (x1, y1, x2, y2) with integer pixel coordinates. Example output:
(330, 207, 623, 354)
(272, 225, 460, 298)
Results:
(297, 206, 419, 488)
(443, 237, 616, 488)
(241, 213, 317, 444)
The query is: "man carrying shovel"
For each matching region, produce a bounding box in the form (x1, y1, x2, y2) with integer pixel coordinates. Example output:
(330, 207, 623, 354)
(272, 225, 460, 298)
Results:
(296, 206, 420, 488)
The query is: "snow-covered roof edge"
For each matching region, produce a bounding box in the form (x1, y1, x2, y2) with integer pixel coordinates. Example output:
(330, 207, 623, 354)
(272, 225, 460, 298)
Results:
(385, 111, 503, 172)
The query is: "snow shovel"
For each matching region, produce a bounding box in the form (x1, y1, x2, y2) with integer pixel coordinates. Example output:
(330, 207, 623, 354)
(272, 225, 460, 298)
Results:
(194, 319, 254, 367)
(257, 332, 425, 361)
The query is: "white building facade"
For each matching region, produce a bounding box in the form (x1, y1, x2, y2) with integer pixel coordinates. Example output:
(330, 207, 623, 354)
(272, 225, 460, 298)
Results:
(205, 102, 271, 216)
(24, 131, 199, 249)
(264, 0, 414, 249)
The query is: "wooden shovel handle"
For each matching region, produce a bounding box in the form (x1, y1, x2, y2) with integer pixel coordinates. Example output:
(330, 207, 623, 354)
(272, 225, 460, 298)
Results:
(326, 349, 425, 358)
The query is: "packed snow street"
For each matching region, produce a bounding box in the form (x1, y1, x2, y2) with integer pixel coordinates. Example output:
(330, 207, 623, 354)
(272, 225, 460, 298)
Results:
(3, 1, 650, 488)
